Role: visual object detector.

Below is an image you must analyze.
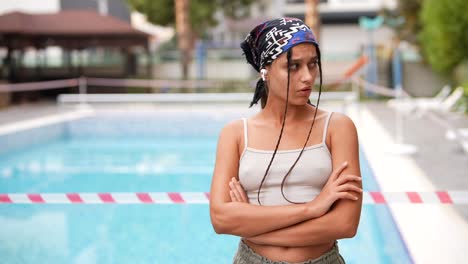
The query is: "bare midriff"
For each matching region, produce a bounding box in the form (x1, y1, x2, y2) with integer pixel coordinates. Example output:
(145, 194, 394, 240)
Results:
(243, 239, 335, 263)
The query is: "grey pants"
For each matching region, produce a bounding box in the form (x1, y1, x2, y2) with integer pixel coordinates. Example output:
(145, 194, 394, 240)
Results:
(233, 240, 345, 264)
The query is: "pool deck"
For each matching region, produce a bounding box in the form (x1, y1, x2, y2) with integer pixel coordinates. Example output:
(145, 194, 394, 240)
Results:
(1, 101, 468, 263)
(347, 103, 468, 264)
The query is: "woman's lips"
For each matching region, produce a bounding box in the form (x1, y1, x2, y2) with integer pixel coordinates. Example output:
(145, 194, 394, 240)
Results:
(297, 88, 312, 96)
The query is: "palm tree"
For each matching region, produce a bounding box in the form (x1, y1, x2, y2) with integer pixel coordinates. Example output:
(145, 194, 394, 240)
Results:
(175, 0, 191, 80)
(305, 0, 320, 42)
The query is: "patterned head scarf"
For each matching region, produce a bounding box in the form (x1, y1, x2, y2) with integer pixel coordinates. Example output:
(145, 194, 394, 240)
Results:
(241, 17, 319, 73)
(241, 17, 320, 108)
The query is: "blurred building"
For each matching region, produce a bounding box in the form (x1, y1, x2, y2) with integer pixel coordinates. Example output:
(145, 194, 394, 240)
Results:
(285, 0, 396, 24)
(0, 0, 130, 19)
(178, 0, 396, 82)
(0, 0, 153, 105)
(207, 0, 396, 50)
(0, 0, 151, 85)
(61, 0, 131, 22)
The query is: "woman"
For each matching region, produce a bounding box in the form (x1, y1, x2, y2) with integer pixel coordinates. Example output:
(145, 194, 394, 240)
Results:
(209, 18, 362, 264)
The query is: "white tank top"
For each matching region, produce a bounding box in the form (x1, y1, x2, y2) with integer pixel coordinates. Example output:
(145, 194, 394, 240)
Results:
(238, 112, 333, 206)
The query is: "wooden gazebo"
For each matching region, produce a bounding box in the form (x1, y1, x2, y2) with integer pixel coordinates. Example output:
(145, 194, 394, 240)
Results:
(0, 10, 151, 82)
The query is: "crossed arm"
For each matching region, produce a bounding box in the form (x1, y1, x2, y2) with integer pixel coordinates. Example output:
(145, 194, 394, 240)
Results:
(209, 114, 362, 247)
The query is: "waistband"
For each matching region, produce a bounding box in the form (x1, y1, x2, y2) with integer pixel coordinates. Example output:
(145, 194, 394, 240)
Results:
(233, 240, 344, 264)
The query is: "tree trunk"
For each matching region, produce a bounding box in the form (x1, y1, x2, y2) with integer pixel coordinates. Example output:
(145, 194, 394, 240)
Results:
(305, 0, 320, 43)
(6, 45, 13, 82)
(175, 0, 191, 82)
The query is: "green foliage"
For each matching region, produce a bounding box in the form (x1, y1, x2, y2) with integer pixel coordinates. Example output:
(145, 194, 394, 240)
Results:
(127, 0, 255, 36)
(219, 0, 255, 18)
(418, 0, 468, 75)
(190, 1, 218, 35)
(454, 60, 468, 85)
(392, 0, 423, 44)
(457, 83, 468, 113)
(127, 0, 174, 26)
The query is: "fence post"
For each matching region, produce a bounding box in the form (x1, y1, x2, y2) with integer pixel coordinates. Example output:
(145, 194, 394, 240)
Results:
(387, 44, 418, 155)
(78, 76, 88, 108)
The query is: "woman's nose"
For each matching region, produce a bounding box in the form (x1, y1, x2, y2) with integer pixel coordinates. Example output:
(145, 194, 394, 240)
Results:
(300, 66, 314, 84)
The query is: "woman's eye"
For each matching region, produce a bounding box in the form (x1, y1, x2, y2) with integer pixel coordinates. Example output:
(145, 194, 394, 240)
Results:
(289, 64, 298, 70)
(309, 61, 318, 68)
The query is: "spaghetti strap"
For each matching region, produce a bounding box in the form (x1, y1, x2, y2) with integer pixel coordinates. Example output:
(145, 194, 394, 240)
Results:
(322, 112, 333, 144)
(242, 118, 248, 152)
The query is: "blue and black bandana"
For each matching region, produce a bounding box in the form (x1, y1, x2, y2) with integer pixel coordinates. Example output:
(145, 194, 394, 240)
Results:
(241, 17, 319, 72)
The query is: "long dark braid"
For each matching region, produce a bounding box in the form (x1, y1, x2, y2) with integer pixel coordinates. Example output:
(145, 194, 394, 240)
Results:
(256, 45, 323, 205)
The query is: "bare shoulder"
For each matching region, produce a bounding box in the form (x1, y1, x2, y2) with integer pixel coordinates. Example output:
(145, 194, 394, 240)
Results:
(329, 112, 358, 140)
(217, 119, 244, 154)
(219, 119, 243, 139)
(327, 113, 360, 177)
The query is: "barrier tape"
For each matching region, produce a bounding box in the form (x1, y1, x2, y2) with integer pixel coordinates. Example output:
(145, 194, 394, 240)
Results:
(87, 76, 349, 88)
(1, 191, 467, 204)
(86, 78, 224, 89)
(0, 76, 351, 93)
(351, 76, 410, 98)
(0, 79, 79, 92)
(0, 75, 412, 102)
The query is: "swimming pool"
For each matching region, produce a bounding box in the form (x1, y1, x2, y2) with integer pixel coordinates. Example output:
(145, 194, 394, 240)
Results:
(0, 108, 413, 263)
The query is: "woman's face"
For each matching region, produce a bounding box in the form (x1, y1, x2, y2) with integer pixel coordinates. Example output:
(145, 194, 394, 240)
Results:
(265, 43, 319, 106)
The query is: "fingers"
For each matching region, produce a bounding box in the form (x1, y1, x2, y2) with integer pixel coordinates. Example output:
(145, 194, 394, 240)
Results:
(336, 183, 363, 194)
(229, 177, 249, 203)
(235, 180, 249, 202)
(335, 174, 361, 186)
(229, 180, 242, 202)
(229, 190, 238, 202)
(336, 192, 359, 201)
(329, 161, 348, 181)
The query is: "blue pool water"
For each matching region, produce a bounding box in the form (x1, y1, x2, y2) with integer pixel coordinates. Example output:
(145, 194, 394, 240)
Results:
(0, 110, 413, 263)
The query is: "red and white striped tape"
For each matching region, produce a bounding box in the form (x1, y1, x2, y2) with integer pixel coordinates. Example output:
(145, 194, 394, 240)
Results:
(1, 191, 468, 204)
(0, 76, 353, 94)
(0, 192, 209, 204)
(351, 76, 411, 98)
(0, 79, 79, 92)
(87, 76, 348, 88)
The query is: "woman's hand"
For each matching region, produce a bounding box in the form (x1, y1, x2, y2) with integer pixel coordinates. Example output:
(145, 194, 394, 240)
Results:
(229, 177, 249, 203)
(307, 161, 362, 218)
